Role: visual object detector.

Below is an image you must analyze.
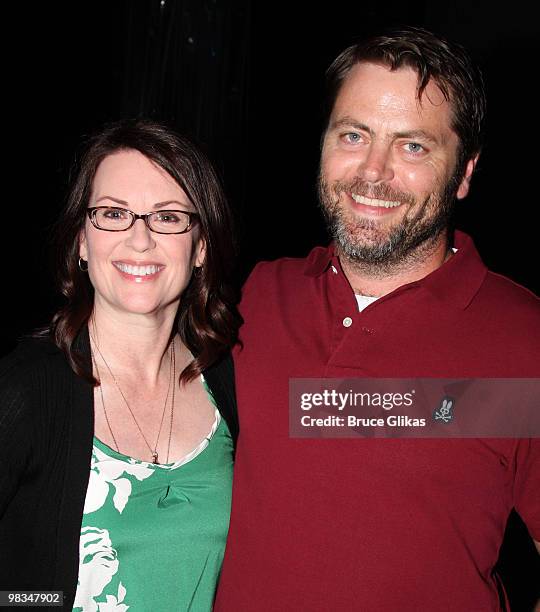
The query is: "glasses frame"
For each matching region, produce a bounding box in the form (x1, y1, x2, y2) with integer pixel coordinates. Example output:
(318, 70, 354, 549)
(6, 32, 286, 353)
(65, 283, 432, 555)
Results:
(86, 206, 199, 235)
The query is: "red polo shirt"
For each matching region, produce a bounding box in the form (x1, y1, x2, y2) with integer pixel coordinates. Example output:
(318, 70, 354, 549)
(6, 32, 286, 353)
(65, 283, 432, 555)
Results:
(215, 231, 540, 611)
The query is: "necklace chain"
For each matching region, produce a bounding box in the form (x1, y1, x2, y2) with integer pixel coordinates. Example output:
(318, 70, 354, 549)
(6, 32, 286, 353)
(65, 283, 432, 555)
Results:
(166, 343, 176, 464)
(90, 333, 176, 464)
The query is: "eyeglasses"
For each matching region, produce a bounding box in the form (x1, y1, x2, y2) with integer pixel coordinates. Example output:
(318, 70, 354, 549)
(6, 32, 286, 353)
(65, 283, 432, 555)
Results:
(87, 206, 199, 234)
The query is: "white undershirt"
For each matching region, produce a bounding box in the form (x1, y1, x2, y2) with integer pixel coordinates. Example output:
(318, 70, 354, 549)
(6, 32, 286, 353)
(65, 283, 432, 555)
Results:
(354, 248, 458, 312)
(355, 294, 379, 312)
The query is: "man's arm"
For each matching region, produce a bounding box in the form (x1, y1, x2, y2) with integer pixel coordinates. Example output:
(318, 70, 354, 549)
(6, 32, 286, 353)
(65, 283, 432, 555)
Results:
(524, 534, 540, 612)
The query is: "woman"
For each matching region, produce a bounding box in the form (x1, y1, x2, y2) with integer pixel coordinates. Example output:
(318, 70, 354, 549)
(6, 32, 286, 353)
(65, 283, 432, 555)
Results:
(0, 119, 240, 610)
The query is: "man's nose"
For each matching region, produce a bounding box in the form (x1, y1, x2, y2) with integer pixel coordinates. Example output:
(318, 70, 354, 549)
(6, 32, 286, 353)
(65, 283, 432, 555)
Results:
(125, 218, 156, 252)
(357, 143, 394, 183)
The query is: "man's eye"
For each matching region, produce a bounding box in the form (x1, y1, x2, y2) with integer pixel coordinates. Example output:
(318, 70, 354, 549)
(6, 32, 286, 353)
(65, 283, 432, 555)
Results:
(342, 132, 362, 144)
(404, 142, 425, 154)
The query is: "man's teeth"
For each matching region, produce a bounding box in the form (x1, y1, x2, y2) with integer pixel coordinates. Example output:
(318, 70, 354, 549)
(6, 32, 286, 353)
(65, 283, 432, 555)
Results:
(114, 263, 159, 276)
(351, 194, 401, 208)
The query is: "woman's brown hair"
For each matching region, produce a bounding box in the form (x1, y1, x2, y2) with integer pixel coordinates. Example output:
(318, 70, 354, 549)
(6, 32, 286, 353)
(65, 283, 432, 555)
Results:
(51, 118, 240, 383)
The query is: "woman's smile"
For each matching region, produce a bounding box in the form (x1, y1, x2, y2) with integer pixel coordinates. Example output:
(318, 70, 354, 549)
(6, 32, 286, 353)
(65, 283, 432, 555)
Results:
(112, 260, 166, 282)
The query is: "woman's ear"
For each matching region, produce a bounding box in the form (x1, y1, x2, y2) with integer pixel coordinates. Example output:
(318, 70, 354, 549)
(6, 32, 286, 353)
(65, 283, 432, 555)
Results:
(79, 230, 88, 261)
(194, 237, 206, 269)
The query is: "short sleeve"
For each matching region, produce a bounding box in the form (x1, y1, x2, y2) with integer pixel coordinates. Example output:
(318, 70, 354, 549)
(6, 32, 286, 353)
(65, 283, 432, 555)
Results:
(514, 438, 540, 542)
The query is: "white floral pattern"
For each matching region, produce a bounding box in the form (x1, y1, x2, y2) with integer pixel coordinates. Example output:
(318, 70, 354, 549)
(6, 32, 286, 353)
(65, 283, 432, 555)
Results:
(98, 582, 129, 612)
(84, 446, 154, 514)
(76, 405, 224, 610)
(73, 527, 123, 612)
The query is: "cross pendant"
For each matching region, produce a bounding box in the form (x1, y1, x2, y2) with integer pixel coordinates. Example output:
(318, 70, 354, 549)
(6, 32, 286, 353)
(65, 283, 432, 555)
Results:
(152, 452, 159, 464)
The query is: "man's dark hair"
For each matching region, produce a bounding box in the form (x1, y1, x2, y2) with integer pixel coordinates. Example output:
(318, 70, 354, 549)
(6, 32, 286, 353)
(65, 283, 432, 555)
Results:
(50, 118, 240, 384)
(324, 26, 486, 173)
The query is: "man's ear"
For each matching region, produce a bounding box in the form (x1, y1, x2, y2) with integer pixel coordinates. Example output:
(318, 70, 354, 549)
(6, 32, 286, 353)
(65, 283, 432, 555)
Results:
(456, 154, 479, 200)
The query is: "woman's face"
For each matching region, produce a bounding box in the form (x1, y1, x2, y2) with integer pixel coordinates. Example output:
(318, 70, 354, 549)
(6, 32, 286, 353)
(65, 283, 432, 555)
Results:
(79, 149, 205, 320)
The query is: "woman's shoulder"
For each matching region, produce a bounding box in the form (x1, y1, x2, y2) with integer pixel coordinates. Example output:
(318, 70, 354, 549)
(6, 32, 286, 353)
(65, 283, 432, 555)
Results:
(0, 335, 67, 389)
(203, 351, 238, 445)
(0, 335, 83, 444)
(203, 350, 235, 398)
(0, 337, 68, 465)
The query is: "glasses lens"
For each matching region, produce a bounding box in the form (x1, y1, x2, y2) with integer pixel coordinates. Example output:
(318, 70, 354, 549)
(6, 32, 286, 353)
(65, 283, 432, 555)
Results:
(93, 207, 132, 230)
(148, 211, 191, 234)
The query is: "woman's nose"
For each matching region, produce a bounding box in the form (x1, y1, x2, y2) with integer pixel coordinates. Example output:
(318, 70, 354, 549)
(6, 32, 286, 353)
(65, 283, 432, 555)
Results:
(125, 218, 156, 252)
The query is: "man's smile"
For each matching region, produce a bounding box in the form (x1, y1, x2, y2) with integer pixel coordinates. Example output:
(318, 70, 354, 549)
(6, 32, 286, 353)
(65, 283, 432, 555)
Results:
(351, 193, 401, 208)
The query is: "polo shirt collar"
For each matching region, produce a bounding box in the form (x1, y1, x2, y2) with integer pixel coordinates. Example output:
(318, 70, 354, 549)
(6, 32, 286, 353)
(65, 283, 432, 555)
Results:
(303, 230, 487, 310)
(303, 243, 336, 276)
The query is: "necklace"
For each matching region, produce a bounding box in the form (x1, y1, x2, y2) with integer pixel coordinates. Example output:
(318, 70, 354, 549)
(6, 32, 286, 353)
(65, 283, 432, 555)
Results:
(90, 336, 176, 464)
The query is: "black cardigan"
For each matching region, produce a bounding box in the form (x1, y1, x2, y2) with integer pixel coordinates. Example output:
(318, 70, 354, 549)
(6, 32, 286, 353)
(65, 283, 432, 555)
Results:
(0, 329, 238, 609)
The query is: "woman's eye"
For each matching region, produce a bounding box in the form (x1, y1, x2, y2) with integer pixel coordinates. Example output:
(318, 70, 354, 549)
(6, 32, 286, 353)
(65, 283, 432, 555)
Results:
(156, 212, 180, 223)
(104, 208, 127, 219)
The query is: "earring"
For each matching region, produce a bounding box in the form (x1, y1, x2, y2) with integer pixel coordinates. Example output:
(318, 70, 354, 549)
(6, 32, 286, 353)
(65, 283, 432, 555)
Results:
(78, 257, 88, 272)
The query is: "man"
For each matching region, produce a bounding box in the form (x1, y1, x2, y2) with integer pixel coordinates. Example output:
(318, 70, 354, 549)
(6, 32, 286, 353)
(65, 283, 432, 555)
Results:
(215, 27, 540, 610)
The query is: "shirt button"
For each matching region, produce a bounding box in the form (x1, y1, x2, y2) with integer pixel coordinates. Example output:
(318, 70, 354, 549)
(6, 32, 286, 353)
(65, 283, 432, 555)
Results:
(331, 265, 338, 274)
(342, 317, 353, 328)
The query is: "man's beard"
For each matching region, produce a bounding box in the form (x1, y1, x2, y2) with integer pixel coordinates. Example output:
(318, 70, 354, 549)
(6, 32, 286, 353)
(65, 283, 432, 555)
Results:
(318, 173, 460, 268)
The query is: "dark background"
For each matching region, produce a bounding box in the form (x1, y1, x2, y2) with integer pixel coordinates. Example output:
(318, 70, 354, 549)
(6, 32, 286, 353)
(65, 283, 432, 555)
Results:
(3, 1, 539, 608)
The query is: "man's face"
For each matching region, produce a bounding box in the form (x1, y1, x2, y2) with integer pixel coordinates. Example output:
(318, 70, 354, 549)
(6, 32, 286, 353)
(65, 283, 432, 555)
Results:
(319, 62, 476, 265)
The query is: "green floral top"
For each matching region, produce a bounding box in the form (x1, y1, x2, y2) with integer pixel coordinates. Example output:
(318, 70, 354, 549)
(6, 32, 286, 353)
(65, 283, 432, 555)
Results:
(73, 398, 233, 612)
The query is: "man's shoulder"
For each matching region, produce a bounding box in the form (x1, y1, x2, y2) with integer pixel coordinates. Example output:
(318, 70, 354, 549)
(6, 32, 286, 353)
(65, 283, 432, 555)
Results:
(244, 246, 329, 289)
(479, 270, 539, 319)
(245, 257, 302, 287)
(468, 271, 540, 358)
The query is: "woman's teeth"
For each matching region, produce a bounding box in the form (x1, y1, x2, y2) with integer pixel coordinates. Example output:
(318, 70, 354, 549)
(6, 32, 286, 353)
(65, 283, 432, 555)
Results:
(114, 263, 160, 276)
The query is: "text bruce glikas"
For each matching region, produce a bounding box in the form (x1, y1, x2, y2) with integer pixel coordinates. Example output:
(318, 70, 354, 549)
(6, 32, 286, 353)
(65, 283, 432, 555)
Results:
(299, 389, 427, 428)
(300, 389, 415, 411)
